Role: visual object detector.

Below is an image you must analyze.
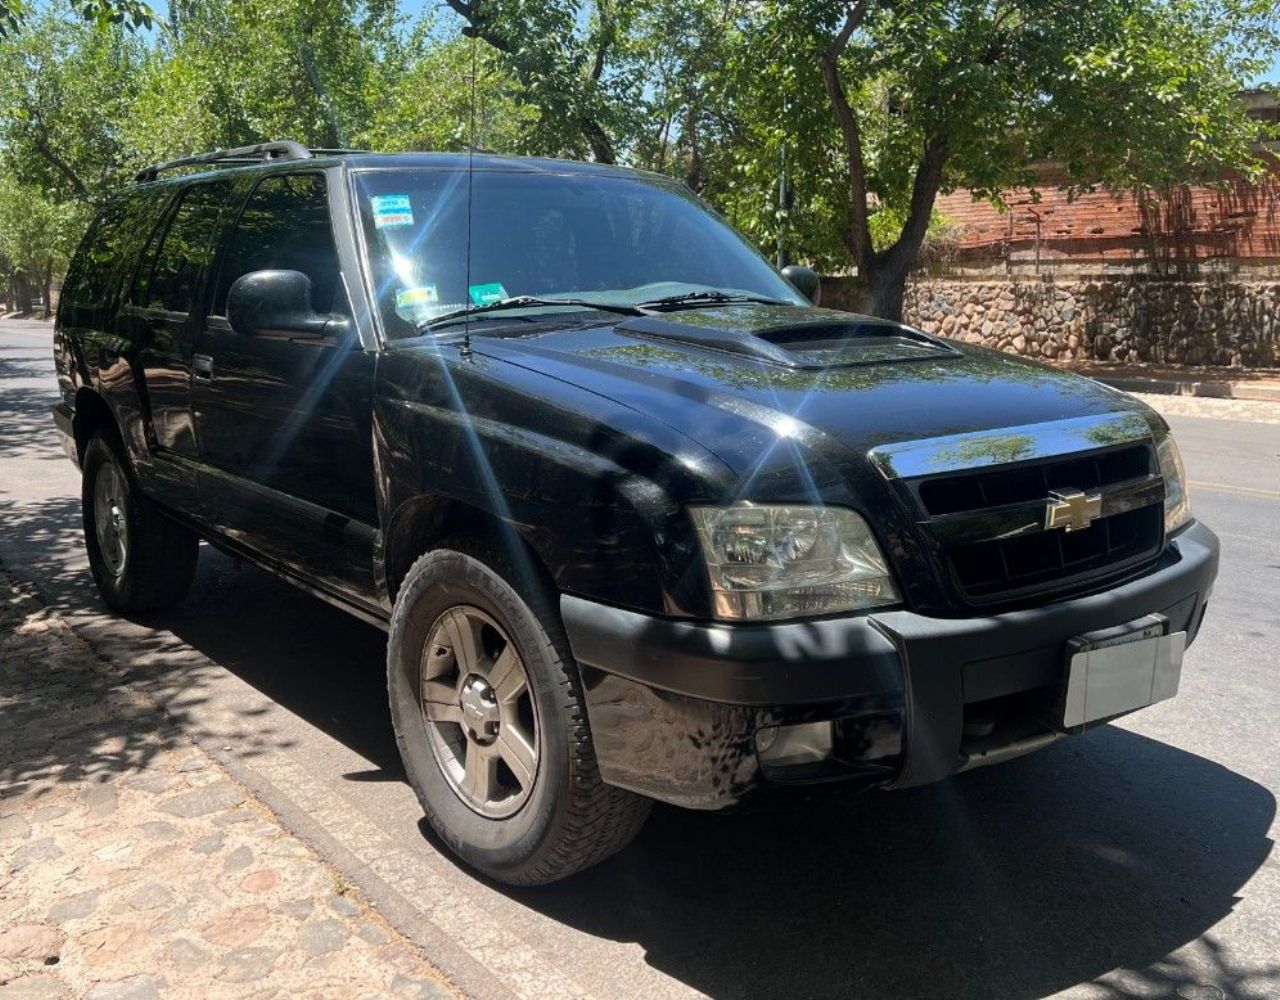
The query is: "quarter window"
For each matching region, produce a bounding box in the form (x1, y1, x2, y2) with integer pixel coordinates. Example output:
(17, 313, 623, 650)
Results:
(213, 173, 346, 318)
(62, 190, 163, 328)
(137, 180, 237, 313)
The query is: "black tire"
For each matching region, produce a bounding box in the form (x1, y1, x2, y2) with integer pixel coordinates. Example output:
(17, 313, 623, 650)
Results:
(81, 429, 199, 613)
(387, 540, 651, 886)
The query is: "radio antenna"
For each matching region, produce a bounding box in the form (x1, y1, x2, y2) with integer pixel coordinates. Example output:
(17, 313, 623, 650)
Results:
(460, 31, 477, 360)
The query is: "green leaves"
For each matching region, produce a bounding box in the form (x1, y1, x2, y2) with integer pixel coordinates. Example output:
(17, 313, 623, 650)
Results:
(0, 0, 1275, 320)
(0, 1, 155, 37)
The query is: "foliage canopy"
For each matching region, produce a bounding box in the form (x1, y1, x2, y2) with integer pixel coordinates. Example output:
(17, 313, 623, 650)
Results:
(0, 0, 1275, 319)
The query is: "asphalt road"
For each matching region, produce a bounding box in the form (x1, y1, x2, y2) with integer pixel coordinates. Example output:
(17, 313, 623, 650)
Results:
(2, 317, 1277, 1000)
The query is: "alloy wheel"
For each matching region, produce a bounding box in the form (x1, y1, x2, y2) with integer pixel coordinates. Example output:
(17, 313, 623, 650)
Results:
(418, 605, 540, 818)
(93, 462, 129, 579)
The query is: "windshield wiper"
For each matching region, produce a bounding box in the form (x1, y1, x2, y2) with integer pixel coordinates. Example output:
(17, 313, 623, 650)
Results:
(419, 295, 643, 333)
(635, 290, 793, 311)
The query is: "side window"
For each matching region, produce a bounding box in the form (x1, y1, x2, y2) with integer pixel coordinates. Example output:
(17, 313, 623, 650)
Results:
(213, 173, 346, 318)
(133, 180, 235, 313)
(61, 191, 156, 329)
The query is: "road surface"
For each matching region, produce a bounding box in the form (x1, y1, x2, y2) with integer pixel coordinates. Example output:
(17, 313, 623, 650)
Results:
(2, 317, 1277, 999)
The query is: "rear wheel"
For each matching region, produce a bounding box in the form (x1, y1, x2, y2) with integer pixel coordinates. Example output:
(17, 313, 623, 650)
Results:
(388, 543, 651, 885)
(81, 430, 199, 613)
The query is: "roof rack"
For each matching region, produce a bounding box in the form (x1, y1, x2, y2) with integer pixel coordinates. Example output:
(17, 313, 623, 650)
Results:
(133, 141, 370, 184)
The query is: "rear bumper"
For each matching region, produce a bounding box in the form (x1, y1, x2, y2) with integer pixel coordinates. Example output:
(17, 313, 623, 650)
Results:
(51, 402, 78, 468)
(563, 520, 1219, 809)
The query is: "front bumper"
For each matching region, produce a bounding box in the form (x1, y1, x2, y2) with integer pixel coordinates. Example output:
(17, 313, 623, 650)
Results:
(51, 402, 78, 468)
(563, 520, 1219, 809)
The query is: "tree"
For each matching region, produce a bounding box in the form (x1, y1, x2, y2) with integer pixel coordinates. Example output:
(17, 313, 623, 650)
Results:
(0, 1, 154, 36)
(359, 24, 532, 153)
(0, 12, 146, 201)
(124, 0, 399, 158)
(0, 171, 86, 315)
(441, 0, 646, 163)
(743, 0, 1278, 319)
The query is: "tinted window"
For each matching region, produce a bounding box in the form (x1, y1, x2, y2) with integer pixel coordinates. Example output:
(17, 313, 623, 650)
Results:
(354, 168, 803, 338)
(136, 180, 236, 313)
(61, 190, 164, 329)
(213, 173, 345, 317)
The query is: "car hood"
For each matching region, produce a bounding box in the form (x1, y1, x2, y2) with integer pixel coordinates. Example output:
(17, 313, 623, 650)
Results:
(474, 304, 1153, 494)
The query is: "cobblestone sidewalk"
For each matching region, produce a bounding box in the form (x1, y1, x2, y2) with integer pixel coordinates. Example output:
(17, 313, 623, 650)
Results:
(0, 572, 457, 1000)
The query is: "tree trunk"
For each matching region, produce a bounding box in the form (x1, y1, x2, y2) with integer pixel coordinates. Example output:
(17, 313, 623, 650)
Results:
(42, 267, 53, 320)
(856, 257, 910, 322)
(13, 272, 32, 315)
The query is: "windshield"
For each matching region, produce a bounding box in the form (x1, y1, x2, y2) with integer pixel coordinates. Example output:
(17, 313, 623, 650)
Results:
(353, 166, 806, 338)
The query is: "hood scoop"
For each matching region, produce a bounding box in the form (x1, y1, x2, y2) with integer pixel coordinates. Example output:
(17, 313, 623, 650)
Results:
(614, 306, 960, 370)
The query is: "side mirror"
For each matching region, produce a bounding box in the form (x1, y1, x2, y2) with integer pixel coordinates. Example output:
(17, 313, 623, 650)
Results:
(782, 265, 821, 305)
(227, 269, 333, 339)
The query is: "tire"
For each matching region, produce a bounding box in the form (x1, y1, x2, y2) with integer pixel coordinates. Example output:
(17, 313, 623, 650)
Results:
(81, 429, 199, 613)
(387, 541, 651, 886)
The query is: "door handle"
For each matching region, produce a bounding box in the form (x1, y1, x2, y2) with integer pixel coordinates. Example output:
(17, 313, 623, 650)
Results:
(192, 354, 214, 381)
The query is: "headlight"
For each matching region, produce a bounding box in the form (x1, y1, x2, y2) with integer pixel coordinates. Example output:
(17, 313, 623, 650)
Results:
(1156, 433, 1192, 534)
(688, 503, 900, 620)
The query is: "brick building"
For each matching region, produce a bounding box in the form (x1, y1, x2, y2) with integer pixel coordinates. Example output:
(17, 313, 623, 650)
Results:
(934, 90, 1280, 271)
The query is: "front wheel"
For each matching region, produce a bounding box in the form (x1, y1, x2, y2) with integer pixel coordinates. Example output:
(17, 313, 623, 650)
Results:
(387, 545, 650, 885)
(81, 430, 199, 613)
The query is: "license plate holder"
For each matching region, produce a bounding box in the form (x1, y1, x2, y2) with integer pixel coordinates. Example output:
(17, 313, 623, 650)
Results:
(1061, 615, 1186, 729)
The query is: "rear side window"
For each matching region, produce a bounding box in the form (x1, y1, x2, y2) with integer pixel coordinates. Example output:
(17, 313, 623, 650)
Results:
(132, 179, 237, 313)
(213, 173, 346, 317)
(61, 191, 160, 329)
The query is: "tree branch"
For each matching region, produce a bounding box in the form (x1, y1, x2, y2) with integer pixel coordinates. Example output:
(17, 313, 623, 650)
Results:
(589, 0, 612, 81)
(446, 0, 513, 53)
(882, 133, 949, 275)
(26, 106, 89, 200)
(817, 1, 872, 269)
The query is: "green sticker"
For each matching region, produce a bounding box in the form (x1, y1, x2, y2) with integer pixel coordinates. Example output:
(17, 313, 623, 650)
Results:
(468, 282, 507, 306)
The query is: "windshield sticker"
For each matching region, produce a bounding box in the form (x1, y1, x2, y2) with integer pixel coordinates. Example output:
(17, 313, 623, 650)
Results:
(468, 282, 507, 306)
(370, 194, 414, 229)
(394, 285, 439, 319)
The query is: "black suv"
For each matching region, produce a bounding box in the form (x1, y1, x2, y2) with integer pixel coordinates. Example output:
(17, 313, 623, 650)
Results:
(53, 141, 1219, 885)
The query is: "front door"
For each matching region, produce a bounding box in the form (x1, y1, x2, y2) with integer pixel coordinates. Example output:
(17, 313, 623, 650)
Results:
(191, 171, 378, 605)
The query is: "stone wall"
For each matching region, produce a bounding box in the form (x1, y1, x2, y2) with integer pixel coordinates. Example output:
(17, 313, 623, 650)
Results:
(821, 276, 1280, 368)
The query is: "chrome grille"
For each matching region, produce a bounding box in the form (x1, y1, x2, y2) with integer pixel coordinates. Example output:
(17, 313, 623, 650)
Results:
(870, 414, 1168, 609)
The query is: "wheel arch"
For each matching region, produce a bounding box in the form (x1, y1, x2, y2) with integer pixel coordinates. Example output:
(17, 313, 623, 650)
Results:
(383, 492, 560, 606)
(72, 387, 124, 466)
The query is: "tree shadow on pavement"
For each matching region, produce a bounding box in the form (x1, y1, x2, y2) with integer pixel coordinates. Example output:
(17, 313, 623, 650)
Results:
(0, 494, 397, 779)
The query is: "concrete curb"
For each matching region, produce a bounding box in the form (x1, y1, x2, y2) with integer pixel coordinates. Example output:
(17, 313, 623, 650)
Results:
(1087, 374, 1280, 403)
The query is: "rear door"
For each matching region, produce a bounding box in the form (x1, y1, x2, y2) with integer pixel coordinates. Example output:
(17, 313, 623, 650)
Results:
(115, 177, 239, 508)
(190, 170, 378, 604)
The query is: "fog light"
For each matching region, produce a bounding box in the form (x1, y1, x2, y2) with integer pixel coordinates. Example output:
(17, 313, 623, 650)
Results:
(754, 721, 834, 767)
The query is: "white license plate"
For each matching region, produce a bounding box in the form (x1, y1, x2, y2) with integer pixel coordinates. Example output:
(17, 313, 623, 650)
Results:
(1062, 616, 1186, 728)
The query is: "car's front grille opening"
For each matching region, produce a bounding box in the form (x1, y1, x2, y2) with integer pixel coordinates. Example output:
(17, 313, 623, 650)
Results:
(918, 443, 1151, 516)
(946, 506, 1162, 599)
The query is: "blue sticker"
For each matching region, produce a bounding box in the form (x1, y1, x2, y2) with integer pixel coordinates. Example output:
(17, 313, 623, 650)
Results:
(371, 194, 414, 229)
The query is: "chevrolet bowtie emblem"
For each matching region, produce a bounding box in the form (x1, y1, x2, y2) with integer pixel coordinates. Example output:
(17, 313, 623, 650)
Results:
(1045, 488, 1102, 532)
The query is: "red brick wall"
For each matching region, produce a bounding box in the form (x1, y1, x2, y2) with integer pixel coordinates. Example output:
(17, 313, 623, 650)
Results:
(935, 160, 1280, 264)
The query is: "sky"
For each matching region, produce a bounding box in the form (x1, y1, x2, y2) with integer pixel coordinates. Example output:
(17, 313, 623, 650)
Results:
(1259, 52, 1280, 85)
